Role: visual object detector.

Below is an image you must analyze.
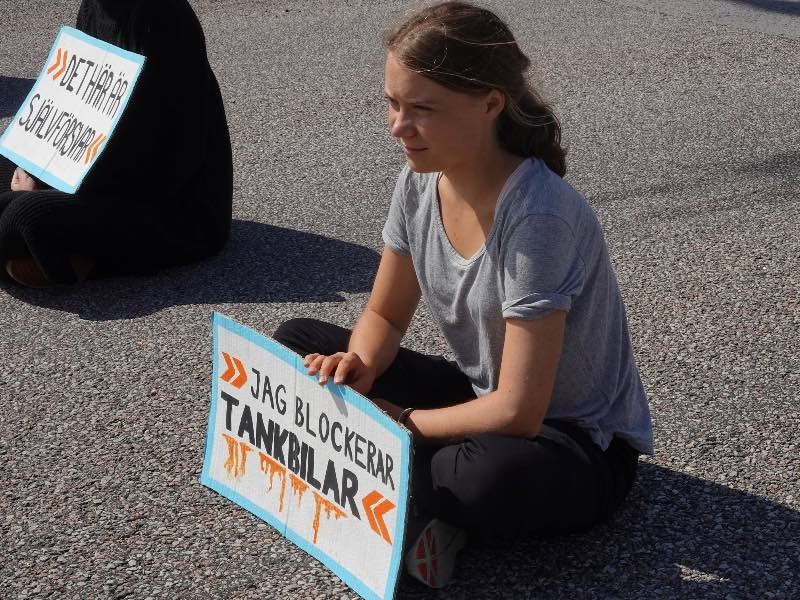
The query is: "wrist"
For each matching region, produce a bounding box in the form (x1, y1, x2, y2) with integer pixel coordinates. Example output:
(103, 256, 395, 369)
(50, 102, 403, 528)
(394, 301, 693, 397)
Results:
(397, 407, 415, 426)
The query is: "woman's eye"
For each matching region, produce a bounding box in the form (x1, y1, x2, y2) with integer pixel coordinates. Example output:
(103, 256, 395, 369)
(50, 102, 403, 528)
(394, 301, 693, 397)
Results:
(414, 105, 432, 112)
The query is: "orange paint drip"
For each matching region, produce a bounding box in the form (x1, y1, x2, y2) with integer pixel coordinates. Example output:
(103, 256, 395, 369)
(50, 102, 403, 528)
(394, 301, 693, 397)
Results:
(311, 491, 347, 544)
(222, 434, 252, 479)
(222, 434, 239, 478)
(259, 452, 287, 512)
(237, 441, 252, 478)
(289, 474, 309, 507)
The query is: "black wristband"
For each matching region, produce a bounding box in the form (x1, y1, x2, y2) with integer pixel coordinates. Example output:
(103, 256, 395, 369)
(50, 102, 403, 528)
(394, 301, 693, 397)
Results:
(398, 407, 415, 426)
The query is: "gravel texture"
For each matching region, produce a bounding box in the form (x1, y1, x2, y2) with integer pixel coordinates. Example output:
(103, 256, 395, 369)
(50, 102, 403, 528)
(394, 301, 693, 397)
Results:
(1, 1, 798, 599)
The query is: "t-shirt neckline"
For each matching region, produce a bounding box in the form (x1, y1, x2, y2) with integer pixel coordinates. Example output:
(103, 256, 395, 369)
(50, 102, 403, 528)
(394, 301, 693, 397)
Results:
(433, 158, 534, 266)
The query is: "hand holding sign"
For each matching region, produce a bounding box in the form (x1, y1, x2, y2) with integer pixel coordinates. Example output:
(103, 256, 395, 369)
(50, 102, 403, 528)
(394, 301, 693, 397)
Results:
(202, 314, 412, 600)
(304, 351, 377, 394)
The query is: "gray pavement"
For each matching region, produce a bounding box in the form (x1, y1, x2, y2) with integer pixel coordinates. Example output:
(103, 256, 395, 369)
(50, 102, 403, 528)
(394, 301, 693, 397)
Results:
(1, 1, 799, 598)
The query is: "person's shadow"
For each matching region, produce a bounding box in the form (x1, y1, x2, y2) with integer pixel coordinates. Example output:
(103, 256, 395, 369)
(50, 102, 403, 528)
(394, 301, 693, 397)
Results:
(400, 462, 799, 599)
(2, 220, 380, 320)
(726, 0, 800, 16)
(0, 76, 35, 119)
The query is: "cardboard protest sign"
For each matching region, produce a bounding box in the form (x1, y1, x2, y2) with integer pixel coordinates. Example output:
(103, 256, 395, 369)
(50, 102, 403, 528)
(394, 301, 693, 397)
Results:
(201, 313, 412, 600)
(0, 26, 145, 193)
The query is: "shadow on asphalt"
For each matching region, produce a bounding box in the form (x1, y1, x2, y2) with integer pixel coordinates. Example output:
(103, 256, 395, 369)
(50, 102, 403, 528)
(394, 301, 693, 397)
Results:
(400, 462, 798, 599)
(740, 148, 800, 176)
(0, 76, 34, 118)
(586, 149, 800, 220)
(1, 220, 380, 319)
(727, 0, 800, 15)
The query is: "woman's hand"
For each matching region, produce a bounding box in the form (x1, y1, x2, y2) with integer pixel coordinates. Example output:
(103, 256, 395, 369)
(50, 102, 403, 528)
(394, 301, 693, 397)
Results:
(10, 167, 37, 192)
(304, 351, 376, 395)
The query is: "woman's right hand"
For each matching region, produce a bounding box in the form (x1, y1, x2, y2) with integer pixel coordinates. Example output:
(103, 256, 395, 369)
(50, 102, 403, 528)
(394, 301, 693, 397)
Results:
(303, 352, 376, 395)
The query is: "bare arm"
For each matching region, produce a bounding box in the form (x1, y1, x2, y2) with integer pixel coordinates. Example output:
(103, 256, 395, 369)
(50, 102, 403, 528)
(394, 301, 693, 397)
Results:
(380, 311, 566, 441)
(306, 246, 420, 392)
(348, 246, 421, 375)
(308, 246, 565, 441)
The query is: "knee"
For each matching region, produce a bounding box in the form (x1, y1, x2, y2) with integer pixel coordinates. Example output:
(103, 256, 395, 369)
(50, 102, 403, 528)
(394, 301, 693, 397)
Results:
(429, 435, 543, 534)
(0, 194, 36, 256)
(272, 317, 344, 358)
(273, 317, 323, 344)
(430, 436, 516, 511)
(0, 191, 72, 243)
(0, 194, 33, 235)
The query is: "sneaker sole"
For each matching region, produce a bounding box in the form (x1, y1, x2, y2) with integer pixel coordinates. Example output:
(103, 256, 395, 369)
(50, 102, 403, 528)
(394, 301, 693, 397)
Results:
(405, 519, 467, 588)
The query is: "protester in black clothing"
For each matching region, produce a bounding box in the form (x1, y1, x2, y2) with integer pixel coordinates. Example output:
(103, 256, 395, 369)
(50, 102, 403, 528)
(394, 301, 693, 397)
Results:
(0, 0, 232, 287)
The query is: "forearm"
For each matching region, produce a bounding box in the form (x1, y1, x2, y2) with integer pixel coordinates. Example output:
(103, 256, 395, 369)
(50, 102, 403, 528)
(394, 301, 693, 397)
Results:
(402, 314, 564, 443)
(405, 390, 546, 443)
(347, 308, 404, 379)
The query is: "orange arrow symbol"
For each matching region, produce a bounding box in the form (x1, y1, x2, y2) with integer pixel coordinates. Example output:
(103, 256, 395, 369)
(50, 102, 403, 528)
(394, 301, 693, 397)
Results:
(220, 351, 247, 388)
(49, 48, 68, 80)
(47, 48, 63, 75)
(362, 490, 395, 545)
(83, 133, 105, 165)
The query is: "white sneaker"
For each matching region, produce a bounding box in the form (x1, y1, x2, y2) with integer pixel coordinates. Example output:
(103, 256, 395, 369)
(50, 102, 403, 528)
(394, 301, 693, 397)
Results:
(404, 518, 467, 588)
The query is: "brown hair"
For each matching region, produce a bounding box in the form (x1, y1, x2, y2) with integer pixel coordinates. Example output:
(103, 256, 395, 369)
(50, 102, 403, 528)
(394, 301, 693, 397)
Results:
(386, 1, 566, 176)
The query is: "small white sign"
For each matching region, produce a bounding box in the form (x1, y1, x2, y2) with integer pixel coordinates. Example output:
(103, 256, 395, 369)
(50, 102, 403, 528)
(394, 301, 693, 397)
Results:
(0, 26, 145, 193)
(201, 313, 412, 600)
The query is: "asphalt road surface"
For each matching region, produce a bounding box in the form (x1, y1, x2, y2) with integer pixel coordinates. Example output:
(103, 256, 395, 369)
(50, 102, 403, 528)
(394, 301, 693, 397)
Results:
(1, 1, 798, 598)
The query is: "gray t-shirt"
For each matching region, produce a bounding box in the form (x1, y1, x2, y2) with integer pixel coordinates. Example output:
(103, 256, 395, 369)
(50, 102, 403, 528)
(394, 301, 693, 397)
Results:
(382, 158, 653, 454)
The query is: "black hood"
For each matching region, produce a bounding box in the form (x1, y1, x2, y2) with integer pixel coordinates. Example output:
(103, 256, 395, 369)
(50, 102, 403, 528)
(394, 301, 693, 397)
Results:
(76, 0, 147, 48)
(82, 0, 141, 19)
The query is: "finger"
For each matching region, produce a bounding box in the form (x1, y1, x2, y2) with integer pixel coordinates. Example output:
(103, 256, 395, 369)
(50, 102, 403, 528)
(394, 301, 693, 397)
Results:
(318, 354, 342, 384)
(333, 355, 355, 384)
(303, 353, 320, 369)
(307, 354, 326, 375)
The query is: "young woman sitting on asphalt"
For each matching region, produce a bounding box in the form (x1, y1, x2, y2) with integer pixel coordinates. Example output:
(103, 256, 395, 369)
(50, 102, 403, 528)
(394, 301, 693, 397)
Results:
(0, 0, 232, 287)
(274, 1, 653, 589)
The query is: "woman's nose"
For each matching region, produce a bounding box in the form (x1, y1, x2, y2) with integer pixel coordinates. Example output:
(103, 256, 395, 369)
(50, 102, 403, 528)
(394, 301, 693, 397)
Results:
(389, 110, 414, 138)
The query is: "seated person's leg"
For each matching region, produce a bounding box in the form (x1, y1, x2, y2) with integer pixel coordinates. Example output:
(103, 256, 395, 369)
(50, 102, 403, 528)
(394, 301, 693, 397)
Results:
(0, 156, 16, 193)
(274, 318, 475, 408)
(424, 422, 639, 536)
(274, 318, 352, 358)
(404, 423, 639, 586)
(0, 155, 43, 193)
(0, 190, 94, 286)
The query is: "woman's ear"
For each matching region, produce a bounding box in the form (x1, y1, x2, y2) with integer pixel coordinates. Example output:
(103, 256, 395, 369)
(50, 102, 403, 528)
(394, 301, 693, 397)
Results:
(485, 89, 506, 119)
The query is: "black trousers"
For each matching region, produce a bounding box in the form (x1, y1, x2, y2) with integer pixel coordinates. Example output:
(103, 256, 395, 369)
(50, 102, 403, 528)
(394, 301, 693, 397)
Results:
(0, 155, 229, 284)
(274, 318, 640, 537)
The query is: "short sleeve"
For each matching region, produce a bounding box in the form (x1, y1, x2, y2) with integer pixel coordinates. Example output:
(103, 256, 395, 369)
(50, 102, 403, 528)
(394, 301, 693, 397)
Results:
(501, 214, 586, 320)
(381, 167, 412, 256)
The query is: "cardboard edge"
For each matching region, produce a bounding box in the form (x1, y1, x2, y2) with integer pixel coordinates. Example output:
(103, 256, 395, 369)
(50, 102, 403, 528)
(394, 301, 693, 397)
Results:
(0, 26, 147, 193)
(202, 312, 413, 600)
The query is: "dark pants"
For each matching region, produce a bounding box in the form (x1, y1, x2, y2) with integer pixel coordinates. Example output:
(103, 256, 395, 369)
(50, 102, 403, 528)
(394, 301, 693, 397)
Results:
(0, 157, 91, 282)
(0, 155, 229, 284)
(274, 317, 640, 537)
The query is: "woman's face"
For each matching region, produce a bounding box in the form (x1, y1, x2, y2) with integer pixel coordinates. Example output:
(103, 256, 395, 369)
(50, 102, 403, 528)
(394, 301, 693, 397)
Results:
(384, 52, 499, 174)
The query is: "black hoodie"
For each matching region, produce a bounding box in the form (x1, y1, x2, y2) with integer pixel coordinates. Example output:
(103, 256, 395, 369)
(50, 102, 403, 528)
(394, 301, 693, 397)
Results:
(75, 0, 232, 254)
